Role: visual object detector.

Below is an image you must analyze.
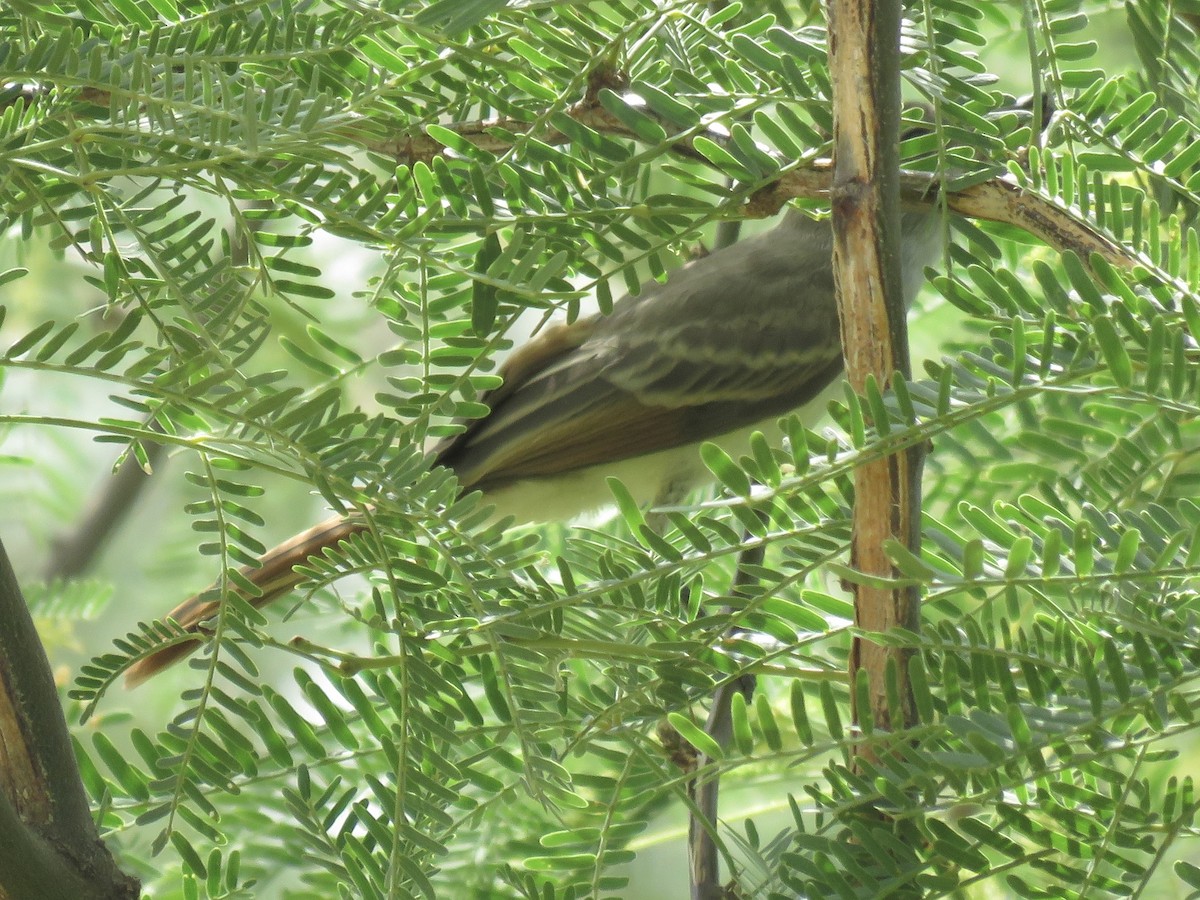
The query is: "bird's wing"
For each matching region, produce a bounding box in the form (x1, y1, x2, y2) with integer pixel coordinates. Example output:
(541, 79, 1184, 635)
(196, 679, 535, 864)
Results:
(436, 214, 844, 491)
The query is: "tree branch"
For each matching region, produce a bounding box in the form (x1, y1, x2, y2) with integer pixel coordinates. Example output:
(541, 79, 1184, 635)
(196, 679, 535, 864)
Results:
(56, 72, 1137, 277)
(43, 439, 166, 581)
(828, 0, 920, 755)
(0, 538, 139, 899)
(745, 166, 1132, 271)
(378, 86, 1135, 278)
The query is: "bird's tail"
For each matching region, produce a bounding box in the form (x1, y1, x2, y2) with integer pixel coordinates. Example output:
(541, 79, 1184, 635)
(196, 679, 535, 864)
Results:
(125, 515, 367, 686)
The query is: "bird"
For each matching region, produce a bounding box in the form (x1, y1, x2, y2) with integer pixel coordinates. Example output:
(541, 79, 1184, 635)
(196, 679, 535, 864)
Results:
(125, 205, 942, 685)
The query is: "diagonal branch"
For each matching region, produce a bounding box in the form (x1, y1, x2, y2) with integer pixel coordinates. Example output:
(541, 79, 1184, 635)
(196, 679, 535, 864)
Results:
(380, 86, 1132, 276)
(43, 436, 166, 581)
(374, 98, 715, 167)
(745, 167, 1132, 271)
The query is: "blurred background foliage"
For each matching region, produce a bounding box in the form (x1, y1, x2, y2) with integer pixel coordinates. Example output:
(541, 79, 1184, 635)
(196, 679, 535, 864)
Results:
(2, 0, 1200, 897)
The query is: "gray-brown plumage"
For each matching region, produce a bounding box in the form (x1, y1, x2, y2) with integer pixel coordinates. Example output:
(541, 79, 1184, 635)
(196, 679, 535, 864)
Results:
(125, 208, 940, 685)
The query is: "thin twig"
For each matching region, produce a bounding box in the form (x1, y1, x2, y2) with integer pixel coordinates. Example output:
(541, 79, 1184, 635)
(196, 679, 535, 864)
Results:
(688, 538, 764, 900)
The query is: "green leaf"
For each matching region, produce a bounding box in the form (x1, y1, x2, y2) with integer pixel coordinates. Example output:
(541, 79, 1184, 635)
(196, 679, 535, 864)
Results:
(666, 712, 724, 760)
(414, 0, 510, 33)
(607, 476, 647, 541)
(306, 324, 363, 364)
(1175, 860, 1200, 889)
(278, 335, 340, 376)
(755, 692, 783, 751)
(0, 268, 28, 288)
(1092, 314, 1133, 386)
(730, 691, 754, 756)
(700, 443, 752, 496)
(109, 0, 155, 27)
(692, 135, 756, 181)
(6, 320, 54, 358)
(884, 539, 937, 580)
(471, 231, 503, 335)
(1003, 536, 1033, 578)
(598, 89, 668, 144)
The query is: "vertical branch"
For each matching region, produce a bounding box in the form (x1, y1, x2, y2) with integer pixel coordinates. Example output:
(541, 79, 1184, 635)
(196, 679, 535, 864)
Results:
(827, 0, 922, 756)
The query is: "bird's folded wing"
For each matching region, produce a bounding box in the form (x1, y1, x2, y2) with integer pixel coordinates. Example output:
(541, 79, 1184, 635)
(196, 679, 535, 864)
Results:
(437, 219, 843, 491)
